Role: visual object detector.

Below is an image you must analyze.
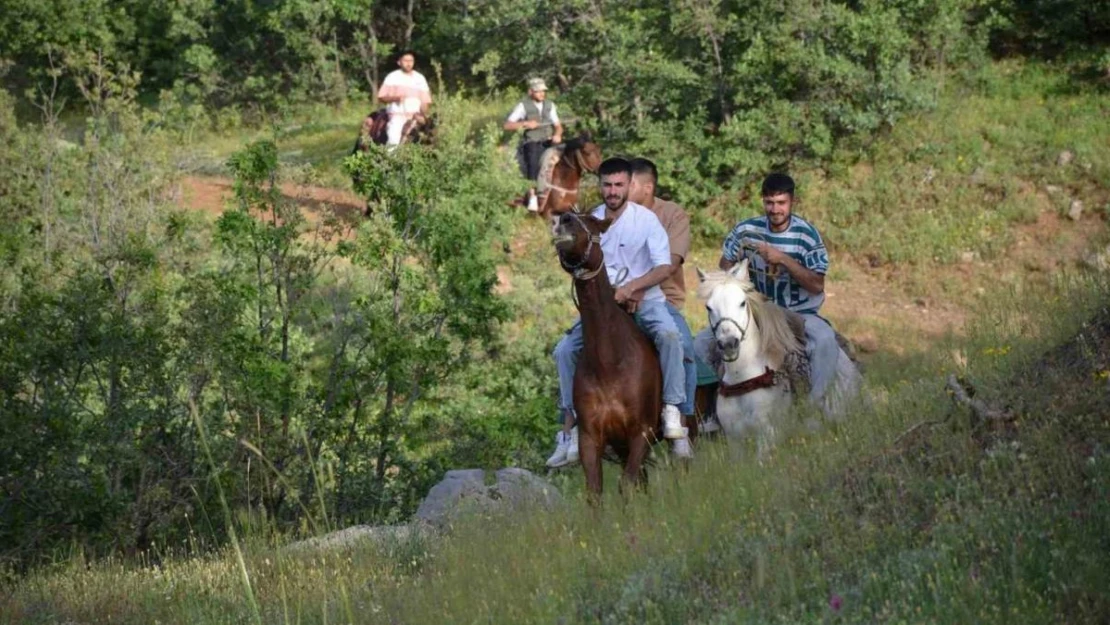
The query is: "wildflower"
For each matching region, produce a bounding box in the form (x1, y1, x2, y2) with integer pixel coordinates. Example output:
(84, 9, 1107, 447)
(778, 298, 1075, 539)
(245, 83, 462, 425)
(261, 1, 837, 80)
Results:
(829, 593, 844, 612)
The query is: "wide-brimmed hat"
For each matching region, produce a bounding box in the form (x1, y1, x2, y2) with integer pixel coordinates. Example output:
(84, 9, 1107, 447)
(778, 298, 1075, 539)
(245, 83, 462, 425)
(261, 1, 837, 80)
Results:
(528, 77, 548, 92)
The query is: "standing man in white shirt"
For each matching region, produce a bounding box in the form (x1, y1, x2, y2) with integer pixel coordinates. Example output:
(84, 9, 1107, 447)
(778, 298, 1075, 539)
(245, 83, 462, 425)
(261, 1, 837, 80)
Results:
(546, 158, 693, 468)
(503, 78, 563, 212)
(376, 50, 432, 148)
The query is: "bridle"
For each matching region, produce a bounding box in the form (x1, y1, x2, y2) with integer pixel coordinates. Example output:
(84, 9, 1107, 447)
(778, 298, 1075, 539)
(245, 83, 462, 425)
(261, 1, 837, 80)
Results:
(555, 211, 603, 281)
(709, 301, 753, 363)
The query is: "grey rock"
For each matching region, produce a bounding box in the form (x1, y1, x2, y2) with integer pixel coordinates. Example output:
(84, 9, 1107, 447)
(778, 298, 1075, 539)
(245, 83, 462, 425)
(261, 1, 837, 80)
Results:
(1082, 245, 1110, 272)
(1056, 150, 1074, 167)
(1045, 184, 1062, 195)
(414, 467, 562, 528)
(959, 251, 977, 264)
(1068, 199, 1084, 221)
(415, 469, 492, 526)
(491, 468, 562, 509)
(283, 524, 425, 554)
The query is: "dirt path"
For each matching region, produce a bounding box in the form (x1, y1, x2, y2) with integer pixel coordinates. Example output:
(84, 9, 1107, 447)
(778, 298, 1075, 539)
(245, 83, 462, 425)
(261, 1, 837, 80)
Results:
(176, 175, 365, 222)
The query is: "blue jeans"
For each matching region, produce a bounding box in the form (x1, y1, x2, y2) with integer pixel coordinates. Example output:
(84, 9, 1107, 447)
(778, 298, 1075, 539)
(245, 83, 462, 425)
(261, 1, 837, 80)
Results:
(803, 314, 839, 404)
(665, 302, 697, 416)
(553, 299, 687, 420)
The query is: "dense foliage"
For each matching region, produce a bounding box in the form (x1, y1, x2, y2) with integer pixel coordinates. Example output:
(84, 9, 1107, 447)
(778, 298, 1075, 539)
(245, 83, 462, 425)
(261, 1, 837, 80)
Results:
(0, 69, 548, 567)
(2, 0, 1104, 201)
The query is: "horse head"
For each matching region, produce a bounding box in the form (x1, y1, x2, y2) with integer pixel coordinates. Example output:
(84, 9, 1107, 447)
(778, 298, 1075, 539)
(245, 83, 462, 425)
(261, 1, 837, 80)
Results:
(697, 262, 801, 367)
(552, 211, 611, 277)
(697, 261, 758, 362)
(562, 132, 602, 174)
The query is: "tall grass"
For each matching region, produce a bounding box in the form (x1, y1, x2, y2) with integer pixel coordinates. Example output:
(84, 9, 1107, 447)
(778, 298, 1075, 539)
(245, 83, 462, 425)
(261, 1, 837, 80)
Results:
(4, 268, 1107, 624)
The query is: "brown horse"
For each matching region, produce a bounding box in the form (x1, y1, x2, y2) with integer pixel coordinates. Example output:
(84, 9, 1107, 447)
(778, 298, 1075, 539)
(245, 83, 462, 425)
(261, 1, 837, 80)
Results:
(536, 134, 602, 219)
(552, 211, 667, 498)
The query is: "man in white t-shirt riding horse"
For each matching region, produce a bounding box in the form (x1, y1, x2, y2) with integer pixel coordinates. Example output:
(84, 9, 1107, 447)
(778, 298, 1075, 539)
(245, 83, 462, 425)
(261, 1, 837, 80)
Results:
(376, 50, 432, 149)
(546, 158, 694, 467)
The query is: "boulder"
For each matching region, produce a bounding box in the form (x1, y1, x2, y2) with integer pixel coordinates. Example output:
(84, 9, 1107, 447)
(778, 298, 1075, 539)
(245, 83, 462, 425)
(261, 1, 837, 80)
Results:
(414, 469, 492, 526)
(283, 524, 424, 554)
(414, 468, 562, 528)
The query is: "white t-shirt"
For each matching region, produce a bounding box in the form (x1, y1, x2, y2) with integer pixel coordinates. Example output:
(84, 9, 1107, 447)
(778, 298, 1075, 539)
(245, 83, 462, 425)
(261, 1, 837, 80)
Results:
(377, 70, 431, 118)
(590, 202, 671, 303)
(506, 100, 560, 124)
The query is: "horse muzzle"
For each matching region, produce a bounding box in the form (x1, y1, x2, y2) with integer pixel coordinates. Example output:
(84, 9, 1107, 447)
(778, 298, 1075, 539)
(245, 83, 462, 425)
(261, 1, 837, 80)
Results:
(717, 337, 740, 362)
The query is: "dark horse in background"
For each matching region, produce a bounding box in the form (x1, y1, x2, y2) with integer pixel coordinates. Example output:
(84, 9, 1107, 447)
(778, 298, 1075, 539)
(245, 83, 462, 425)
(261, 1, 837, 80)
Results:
(552, 211, 696, 499)
(351, 108, 437, 153)
(350, 109, 437, 216)
(534, 133, 602, 220)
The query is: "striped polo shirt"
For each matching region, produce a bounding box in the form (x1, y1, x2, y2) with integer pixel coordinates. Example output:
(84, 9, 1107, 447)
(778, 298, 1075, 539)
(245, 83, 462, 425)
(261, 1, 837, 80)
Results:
(721, 214, 829, 314)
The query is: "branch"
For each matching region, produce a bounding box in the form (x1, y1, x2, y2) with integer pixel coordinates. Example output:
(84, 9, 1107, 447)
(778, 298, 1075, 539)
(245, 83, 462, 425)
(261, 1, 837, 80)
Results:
(945, 374, 1014, 427)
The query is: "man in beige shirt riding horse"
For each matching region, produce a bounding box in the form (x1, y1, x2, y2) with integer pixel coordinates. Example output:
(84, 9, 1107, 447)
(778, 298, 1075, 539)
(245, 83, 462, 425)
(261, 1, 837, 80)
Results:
(628, 158, 701, 443)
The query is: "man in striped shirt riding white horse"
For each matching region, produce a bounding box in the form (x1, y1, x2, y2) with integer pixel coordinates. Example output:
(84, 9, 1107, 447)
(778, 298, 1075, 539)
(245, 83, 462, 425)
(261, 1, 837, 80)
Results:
(696, 173, 841, 412)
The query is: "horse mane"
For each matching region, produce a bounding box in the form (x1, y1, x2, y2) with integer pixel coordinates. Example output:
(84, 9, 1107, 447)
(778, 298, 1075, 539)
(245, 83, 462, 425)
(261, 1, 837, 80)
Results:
(697, 270, 802, 368)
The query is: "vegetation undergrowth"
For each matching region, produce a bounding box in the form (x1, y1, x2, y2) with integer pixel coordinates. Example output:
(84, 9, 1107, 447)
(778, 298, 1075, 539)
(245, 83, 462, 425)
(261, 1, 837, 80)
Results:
(4, 268, 1107, 624)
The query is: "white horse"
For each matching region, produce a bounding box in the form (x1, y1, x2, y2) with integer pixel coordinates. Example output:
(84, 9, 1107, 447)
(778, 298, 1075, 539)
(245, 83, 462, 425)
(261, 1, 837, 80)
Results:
(696, 261, 862, 456)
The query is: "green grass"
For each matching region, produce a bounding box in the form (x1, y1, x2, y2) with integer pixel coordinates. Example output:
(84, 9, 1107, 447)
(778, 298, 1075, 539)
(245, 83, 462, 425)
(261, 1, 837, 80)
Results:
(180, 93, 526, 188)
(706, 61, 1110, 268)
(4, 272, 1108, 624)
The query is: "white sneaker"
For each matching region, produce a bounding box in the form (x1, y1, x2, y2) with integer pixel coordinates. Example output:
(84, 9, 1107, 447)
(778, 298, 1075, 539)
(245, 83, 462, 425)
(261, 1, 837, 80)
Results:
(545, 432, 570, 467)
(700, 415, 721, 434)
(526, 191, 539, 212)
(662, 405, 687, 440)
(565, 426, 579, 464)
(672, 437, 694, 459)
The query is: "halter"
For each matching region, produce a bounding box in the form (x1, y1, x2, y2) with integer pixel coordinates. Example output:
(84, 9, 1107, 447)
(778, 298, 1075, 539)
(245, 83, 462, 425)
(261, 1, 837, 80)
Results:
(710, 304, 752, 363)
(556, 211, 603, 280)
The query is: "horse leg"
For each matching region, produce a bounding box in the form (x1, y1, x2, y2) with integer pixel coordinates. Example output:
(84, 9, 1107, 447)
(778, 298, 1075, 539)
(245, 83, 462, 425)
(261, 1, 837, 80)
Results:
(619, 431, 651, 495)
(579, 430, 603, 504)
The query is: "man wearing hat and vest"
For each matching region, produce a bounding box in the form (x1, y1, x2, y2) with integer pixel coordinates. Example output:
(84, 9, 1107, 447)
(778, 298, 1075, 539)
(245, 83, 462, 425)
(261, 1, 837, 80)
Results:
(504, 77, 563, 212)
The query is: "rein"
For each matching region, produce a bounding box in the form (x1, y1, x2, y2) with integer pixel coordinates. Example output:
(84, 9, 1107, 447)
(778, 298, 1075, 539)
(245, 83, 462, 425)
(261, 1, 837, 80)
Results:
(739, 232, 782, 281)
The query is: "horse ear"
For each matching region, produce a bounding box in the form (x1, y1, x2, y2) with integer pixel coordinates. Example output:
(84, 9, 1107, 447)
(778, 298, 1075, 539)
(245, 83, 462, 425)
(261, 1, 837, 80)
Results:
(596, 217, 613, 233)
(696, 267, 708, 283)
(728, 259, 749, 279)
